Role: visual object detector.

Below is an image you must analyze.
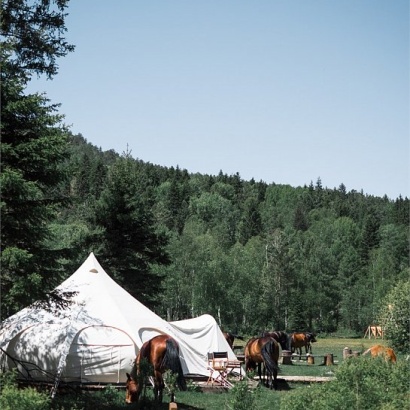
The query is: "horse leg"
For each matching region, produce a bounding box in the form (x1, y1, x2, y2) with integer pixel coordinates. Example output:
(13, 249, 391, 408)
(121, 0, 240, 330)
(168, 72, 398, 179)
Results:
(153, 371, 164, 402)
(158, 372, 165, 403)
(261, 363, 267, 387)
(273, 368, 278, 390)
(257, 362, 262, 383)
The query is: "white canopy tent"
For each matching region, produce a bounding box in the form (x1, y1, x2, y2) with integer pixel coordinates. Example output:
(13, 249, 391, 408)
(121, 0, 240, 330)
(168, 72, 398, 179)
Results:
(0, 253, 238, 387)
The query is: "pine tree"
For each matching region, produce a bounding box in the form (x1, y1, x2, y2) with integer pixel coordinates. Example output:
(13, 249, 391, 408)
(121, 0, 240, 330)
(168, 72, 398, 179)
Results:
(87, 155, 170, 308)
(1, 0, 74, 318)
(1, 63, 69, 317)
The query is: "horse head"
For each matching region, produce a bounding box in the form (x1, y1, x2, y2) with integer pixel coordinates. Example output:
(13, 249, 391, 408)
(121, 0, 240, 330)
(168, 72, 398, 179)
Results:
(125, 372, 140, 404)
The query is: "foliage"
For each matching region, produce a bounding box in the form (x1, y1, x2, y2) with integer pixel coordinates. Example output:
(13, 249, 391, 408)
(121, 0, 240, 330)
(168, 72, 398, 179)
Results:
(280, 356, 410, 410)
(226, 380, 260, 410)
(378, 278, 410, 353)
(0, 371, 50, 410)
(1, 0, 75, 80)
(0, 44, 70, 319)
(84, 154, 170, 307)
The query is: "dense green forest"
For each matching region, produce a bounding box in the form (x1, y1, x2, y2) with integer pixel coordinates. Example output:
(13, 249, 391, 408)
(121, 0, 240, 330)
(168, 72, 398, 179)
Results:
(1, 0, 409, 343)
(56, 136, 410, 334)
(3, 129, 409, 336)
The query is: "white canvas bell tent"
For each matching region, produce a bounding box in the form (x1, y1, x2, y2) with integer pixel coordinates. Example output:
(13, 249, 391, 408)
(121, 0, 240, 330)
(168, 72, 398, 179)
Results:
(0, 252, 237, 387)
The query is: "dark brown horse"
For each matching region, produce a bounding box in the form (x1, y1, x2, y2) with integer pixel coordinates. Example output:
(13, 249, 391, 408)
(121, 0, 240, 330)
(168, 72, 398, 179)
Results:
(261, 330, 289, 351)
(125, 334, 186, 404)
(244, 336, 279, 389)
(223, 332, 244, 349)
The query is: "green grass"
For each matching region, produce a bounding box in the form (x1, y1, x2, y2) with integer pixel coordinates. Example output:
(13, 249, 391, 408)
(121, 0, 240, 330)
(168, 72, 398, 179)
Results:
(277, 337, 377, 377)
(48, 337, 398, 410)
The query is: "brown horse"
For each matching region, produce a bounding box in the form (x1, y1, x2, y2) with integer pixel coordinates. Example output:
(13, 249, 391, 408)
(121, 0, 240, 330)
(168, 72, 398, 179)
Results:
(223, 332, 244, 348)
(125, 334, 186, 404)
(363, 344, 397, 363)
(290, 332, 317, 357)
(244, 336, 279, 389)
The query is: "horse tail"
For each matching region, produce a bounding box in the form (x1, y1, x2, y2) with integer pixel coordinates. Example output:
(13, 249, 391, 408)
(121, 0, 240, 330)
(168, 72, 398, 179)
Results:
(164, 338, 187, 391)
(261, 340, 279, 375)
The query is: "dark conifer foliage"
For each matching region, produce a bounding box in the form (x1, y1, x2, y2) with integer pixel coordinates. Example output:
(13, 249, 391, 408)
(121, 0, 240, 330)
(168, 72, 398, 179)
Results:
(1, 59, 70, 318)
(1, 0, 74, 80)
(85, 155, 170, 308)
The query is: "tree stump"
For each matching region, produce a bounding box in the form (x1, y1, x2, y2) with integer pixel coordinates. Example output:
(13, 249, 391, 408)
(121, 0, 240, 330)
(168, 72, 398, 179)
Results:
(169, 402, 178, 410)
(282, 350, 292, 365)
(307, 354, 315, 365)
(343, 347, 352, 359)
(325, 353, 334, 366)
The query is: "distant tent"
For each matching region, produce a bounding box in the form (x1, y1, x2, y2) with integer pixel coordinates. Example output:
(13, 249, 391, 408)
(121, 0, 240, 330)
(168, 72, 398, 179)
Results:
(0, 253, 237, 389)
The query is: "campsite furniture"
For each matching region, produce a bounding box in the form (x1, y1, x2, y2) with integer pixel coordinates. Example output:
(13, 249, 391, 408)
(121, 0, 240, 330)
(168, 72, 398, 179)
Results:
(226, 358, 244, 379)
(364, 325, 384, 339)
(206, 352, 232, 387)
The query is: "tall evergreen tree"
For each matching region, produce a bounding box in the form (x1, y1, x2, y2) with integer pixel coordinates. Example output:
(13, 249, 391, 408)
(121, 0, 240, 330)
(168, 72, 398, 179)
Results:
(1, 62, 70, 318)
(87, 155, 170, 308)
(1, 0, 74, 318)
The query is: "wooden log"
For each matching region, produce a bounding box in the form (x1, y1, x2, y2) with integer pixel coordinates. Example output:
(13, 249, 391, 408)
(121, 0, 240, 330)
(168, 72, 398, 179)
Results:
(343, 347, 352, 359)
(307, 354, 315, 365)
(282, 350, 293, 365)
(325, 353, 334, 366)
(169, 402, 178, 410)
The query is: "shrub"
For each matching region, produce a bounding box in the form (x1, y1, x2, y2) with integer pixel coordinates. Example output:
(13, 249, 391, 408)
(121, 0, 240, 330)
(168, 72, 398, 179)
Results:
(280, 356, 410, 410)
(0, 371, 50, 410)
(378, 278, 410, 353)
(226, 380, 259, 410)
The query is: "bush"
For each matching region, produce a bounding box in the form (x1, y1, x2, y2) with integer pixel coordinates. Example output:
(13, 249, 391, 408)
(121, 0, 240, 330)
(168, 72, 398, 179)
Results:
(280, 356, 410, 410)
(378, 278, 410, 353)
(0, 371, 50, 410)
(226, 380, 260, 410)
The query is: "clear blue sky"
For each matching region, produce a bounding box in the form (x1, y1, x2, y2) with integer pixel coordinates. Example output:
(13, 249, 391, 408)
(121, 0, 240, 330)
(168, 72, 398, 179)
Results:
(29, 0, 409, 199)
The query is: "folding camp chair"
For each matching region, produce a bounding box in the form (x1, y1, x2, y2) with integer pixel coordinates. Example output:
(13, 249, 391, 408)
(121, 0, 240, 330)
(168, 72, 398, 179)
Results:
(206, 351, 232, 387)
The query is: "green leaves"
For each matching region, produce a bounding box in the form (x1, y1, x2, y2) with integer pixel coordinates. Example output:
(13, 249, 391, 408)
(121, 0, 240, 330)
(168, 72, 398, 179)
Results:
(378, 279, 410, 353)
(281, 357, 409, 410)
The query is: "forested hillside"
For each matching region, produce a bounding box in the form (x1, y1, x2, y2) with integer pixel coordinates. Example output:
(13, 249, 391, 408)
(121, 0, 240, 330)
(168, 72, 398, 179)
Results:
(35, 134, 409, 335)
